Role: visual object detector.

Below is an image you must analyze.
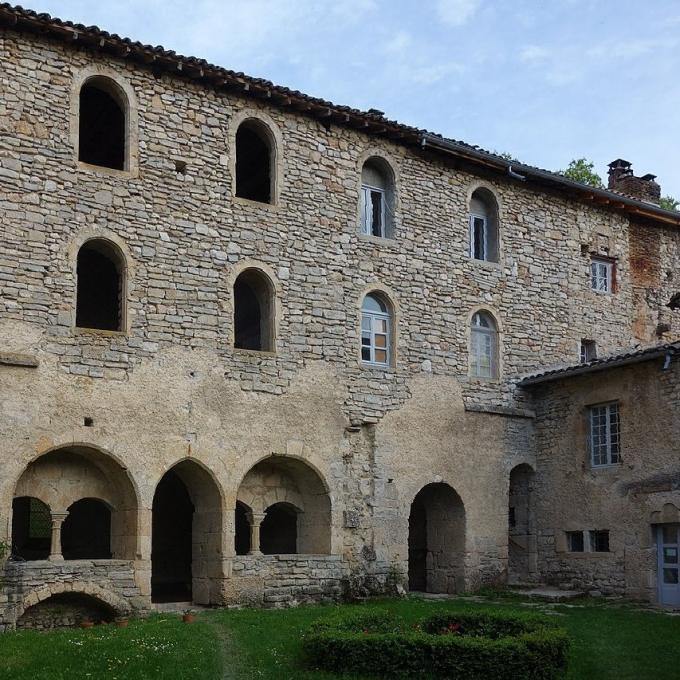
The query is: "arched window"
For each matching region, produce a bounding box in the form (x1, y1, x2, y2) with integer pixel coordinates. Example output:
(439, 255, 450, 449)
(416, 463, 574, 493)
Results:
(11, 497, 51, 560)
(469, 188, 499, 262)
(360, 158, 395, 238)
(62, 498, 112, 560)
(235, 120, 274, 203)
(361, 293, 392, 366)
(76, 239, 125, 331)
(260, 503, 299, 555)
(79, 77, 127, 170)
(470, 311, 499, 378)
(233, 269, 275, 351)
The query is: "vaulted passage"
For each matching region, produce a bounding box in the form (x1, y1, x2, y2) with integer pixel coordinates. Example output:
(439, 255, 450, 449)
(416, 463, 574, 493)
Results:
(79, 78, 126, 170)
(236, 457, 331, 555)
(151, 461, 223, 605)
(408, 483, 465, 594)
(76, 239, 124, 331)
(235, 121, 272, 203)
(62, 499, 112, 560)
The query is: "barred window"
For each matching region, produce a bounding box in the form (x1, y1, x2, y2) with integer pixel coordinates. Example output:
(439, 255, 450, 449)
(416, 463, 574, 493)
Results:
(361, 293, 392, 366)
(567, 531, 585, 552)
(591, 258, 613, 293)
(470, 311, 498, 378)
(589, 402, 621, 467)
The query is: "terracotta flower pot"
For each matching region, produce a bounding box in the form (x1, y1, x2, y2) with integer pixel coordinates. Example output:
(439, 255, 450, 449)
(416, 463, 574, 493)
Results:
(182, 613, 195, 624)
(116, 619, 129, 628)
(80, 621, 94, 629)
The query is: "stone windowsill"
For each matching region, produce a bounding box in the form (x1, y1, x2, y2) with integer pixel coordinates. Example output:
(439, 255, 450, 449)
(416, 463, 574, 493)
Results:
(0, 352, 39, 368)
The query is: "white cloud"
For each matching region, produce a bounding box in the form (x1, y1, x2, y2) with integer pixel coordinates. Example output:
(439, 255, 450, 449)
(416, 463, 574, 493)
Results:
(435, 0, 482, 27)
(519, 45, 549, 64)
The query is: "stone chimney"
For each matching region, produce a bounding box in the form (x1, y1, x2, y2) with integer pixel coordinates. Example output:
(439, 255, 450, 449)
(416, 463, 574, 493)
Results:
(608, 159, 661, 204)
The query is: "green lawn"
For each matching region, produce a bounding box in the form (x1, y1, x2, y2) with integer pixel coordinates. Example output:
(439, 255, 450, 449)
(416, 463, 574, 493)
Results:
(1, 596, 679, 679)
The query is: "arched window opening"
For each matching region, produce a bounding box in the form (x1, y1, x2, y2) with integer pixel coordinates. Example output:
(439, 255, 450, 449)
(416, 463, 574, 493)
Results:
(237, 457, 331, 555)
(76, 239, 125, 331)
(470, 311, 498, 379)
(233, 269, 275, 352)
(360, 158, 395, 238)
(408, 483, 465, 594)
(11, 497, 51, 560)
(260, 503, 299, 555)
(79, 77, 126, 170)
(235, 121, 273, 203)
(469, 188, 499, 262)
(361, 292, 392, 366)
(62, 499, 112, 560)
(235, 501, 251, 556)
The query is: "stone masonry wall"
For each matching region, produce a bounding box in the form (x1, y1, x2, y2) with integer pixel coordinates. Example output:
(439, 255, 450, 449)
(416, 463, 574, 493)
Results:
(531, 359, 680, 600)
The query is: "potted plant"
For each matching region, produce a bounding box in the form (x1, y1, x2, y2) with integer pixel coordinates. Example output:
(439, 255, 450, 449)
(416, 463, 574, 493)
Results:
(182, 610, 195, 624)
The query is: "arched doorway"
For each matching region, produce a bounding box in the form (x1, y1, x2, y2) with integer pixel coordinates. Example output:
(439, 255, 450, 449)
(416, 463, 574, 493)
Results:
(12, 445, 138, 561)
(408, 483, 465, 594)
(151, 460, 223, 605)
(236, 457, 331, 555)
(508, 464, 536, 584)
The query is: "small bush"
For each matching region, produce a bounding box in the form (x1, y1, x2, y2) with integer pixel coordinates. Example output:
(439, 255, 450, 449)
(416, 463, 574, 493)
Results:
(304, 609, 569, 679)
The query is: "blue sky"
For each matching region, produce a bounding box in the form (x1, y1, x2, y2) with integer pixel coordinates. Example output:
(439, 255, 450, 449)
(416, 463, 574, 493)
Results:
(27, 0, 680, 197)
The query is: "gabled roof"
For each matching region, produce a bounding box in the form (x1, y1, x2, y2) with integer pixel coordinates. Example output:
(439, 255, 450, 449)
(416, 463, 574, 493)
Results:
(1, 3, 679, 228)
(517, 342, 680, 387)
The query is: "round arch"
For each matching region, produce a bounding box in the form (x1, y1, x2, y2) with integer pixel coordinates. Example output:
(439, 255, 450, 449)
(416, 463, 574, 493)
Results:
(408, 482, 466, 594)
(12, 444, 139, 560)
(151, 458, 224, 605)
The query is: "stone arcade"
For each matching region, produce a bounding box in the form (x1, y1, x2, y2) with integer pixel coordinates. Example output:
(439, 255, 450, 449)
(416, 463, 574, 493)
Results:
(2, 5, 680, 630)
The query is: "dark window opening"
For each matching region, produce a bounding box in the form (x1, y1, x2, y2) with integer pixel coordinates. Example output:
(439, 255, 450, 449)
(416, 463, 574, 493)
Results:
(260, 503, 297, 554)
(567, 531, 585, 552)
(79, 79, 126, 170)
(235, 122, 272, 203)
(11, 496, 51, 560)
(234, 269, 274, 351)
(407, 492, 427, 592)
(235, 501, 251, 555)
(509, 506, 516, 529)
(62, 499, 112, 560)
(76, 240, 124, 331)
(590, 530, 610, 552)
(152, 471, 194, 602)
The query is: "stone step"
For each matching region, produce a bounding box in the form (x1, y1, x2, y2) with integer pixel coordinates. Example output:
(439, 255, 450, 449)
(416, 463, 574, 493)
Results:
(510, 586, 585, 601)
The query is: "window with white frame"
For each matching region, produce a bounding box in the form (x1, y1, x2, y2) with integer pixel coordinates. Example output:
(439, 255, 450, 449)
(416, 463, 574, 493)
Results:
(469, 189, 499, 262)
(566, 529, 610, 552)
(470, 311, 498, 378)
(361, 293, 391, 365)
(580, 339, 597, 364)
(591, 258, 613, 293)
(589, 402, 621, 467)
(360, 159, 393, 238)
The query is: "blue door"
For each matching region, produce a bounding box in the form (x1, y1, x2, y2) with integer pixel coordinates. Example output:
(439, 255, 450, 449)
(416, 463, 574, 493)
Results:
(658, 524, 680, 607)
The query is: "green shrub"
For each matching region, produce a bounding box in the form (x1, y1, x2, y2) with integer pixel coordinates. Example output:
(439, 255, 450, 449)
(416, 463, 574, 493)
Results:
(304, 609, 569, 679)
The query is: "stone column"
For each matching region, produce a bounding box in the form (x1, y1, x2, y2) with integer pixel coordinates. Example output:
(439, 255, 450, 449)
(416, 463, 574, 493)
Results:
(48, 512, 68, 561)
(247, 512, 266, 555)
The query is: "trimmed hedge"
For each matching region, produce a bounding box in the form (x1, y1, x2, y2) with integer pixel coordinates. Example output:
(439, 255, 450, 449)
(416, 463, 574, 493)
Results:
(303, 609, 569, 679)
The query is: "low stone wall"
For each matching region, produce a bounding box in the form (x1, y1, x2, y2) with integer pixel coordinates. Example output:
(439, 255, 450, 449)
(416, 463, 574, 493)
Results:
(0, 559, 148, 630)
(226, 554, 346, 607)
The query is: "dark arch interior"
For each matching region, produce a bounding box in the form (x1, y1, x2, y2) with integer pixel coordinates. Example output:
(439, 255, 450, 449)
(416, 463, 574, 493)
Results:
(17, 593, 116, 630)
(234, 270, 273, 351)
(76, 240, 123, 331)
(235, 123, 271, 203)
(11, 496, 51, 560)
(152, 471, 194, 602)
(408, 483, 465, 594)
(235, 501, 251, 555)
(260, 503, 298, 554)
(62, 499, 112, 560)
(79, 80, 125, 170)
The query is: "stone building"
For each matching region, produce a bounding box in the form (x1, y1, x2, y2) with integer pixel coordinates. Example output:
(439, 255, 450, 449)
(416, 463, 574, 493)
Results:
(1, 5, 680, 629)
